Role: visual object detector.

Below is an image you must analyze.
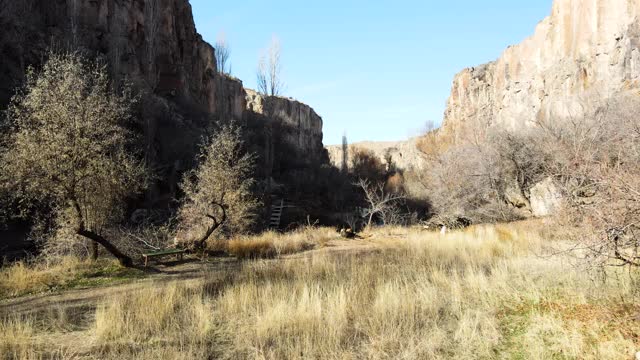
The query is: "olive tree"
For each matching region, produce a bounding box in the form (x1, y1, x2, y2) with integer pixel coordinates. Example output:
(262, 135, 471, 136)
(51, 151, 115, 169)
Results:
(177, 123, 259, 249)
(0, 52, 146, 267)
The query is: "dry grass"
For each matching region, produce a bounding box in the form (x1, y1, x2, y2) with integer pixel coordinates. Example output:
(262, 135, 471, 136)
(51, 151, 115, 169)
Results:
(0, 257, 143, 299)
(0, 317, 37, 359)
(1, 221, 639, 359)
(226, 227, 335, 259)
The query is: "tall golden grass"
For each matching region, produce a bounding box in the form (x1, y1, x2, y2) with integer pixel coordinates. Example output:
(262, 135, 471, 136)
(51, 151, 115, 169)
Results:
(1, 222, 638, 359)
(226, 226, 335, 259)
(0, 257, 86, 298)
(0, 257, 143, 299)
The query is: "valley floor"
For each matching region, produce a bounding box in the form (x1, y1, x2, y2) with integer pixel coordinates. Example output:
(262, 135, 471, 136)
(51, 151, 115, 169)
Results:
(1, 221, 639, 359)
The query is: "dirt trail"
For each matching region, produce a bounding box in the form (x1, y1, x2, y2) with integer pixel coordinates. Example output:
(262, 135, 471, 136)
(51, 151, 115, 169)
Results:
(0, 257, 240, 315)
(0, 239, 380, 316)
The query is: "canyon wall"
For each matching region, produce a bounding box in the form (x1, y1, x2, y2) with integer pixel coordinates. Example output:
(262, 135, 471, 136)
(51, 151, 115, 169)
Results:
(442, 0, 640, 136)
(0, 0, 244, 118)
(0, 0, 325, 174)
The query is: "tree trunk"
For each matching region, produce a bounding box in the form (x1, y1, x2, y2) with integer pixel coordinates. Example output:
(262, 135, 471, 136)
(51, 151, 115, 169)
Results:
(196, 224, 219, 250)
(90, 241, 99, 261)
(196, 203, 227, 250)
(77, 229, 133, 267)
(70, 197, 133, 267)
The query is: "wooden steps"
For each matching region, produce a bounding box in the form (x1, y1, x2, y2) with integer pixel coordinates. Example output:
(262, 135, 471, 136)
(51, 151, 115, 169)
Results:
(269, 199, 285, 229)
(268, 196, 297, 230)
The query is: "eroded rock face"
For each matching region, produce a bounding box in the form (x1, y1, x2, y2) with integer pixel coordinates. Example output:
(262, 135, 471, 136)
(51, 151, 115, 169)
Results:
(246, 89, 324, 163)
(0, 0, 245, 119)
(0, 0, 326, 175)
(442, 0, 640, 137)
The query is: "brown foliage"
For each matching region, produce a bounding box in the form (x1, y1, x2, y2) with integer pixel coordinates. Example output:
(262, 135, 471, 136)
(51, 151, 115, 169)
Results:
(537, 95, 640, 268)
(418, 93, 640, 268)
(350, 147, 386, 182)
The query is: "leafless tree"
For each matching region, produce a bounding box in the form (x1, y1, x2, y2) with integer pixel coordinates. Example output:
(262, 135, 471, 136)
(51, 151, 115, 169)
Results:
(534, 95, 640, 269)
(257, 36, 285, 97)
(215, 32, 231, 75)
(355, 179, 406, 228)
(110, 42, 122, 89)
(0, 52, 147, 267)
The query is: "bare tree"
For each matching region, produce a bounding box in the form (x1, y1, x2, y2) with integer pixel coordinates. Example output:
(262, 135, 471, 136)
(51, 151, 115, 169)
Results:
(215, 32, 231, 75)
(0, 52, 147, 267)
(176, 123, 260, 249)
(257, 36, 285, 97)
(534, 95, 640, 269)
(355, 179, 406, 228)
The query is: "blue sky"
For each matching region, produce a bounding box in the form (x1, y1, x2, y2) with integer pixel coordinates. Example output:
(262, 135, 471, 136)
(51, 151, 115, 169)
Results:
(189, 0, 553, 145)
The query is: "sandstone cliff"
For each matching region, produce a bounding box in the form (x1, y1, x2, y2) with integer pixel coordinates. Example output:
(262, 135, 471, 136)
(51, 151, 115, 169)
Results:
(442, 0, 640, 136)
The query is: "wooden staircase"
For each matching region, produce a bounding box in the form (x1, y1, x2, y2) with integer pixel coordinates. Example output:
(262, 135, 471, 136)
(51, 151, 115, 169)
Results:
(269, 198, 295, 230)
(269, 199, 285, 229)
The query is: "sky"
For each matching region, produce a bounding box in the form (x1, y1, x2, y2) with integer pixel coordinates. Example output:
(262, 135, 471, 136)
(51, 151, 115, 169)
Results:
(189, 0, 553, 145)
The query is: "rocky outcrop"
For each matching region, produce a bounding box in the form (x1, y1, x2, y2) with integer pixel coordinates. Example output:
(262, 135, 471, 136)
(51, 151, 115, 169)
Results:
(246, 89, 324, 164)
(529, 178, 563, 217)
(326, 137, 427, 171)
(442, 0, 640, 136)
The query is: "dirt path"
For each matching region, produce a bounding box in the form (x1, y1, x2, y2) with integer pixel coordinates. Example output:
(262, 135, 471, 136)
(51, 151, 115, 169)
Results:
(0, 239, 381, 316)
(0, 257, 240, 315)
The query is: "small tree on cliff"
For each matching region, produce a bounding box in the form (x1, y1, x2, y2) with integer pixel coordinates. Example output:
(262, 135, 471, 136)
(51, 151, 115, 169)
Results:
(257, 35, 285, 97)
(0, 52, 147, 267)
(215, 31, 231, 75)
(177, 123, 259, 249)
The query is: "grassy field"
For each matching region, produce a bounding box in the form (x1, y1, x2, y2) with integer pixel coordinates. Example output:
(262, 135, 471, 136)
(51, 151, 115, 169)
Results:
(0, 257, 145, 300)
(1, 221, 639, 359)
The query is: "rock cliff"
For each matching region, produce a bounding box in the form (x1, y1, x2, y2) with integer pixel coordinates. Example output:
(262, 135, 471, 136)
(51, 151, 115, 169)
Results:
(326, 138, 427, 172)
(442, 0, 640, 136)
(0, 0, 325, 176)
(246, 89, 324, 163)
